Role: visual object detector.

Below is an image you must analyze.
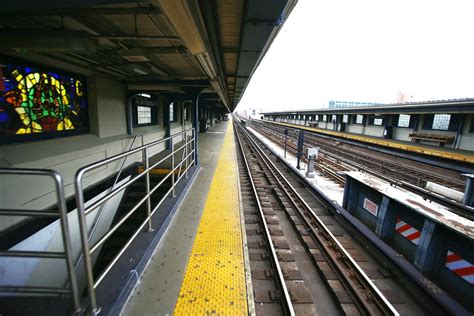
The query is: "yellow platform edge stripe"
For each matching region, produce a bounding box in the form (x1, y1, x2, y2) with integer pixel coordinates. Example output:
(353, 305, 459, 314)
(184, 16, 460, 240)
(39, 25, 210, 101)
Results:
(174, 122, 248, 315)
(267, 120, 474, 163)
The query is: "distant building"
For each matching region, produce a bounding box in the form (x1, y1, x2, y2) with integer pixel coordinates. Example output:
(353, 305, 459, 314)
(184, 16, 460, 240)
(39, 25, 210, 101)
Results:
(244, 107, 264, 119)
(395, 91, 415, 103)
(328, 100, 381, 108)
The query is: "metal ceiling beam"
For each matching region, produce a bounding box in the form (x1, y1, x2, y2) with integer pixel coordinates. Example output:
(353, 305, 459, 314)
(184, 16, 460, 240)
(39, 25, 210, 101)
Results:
(151, 46, 188, 54)
(127, 79, 210, 86)
(96, 35, 178, 40)
(127, 83, 182, 92)
(0, 7, 162, 16)
(0, 30, 97, 53)
(198, 0, 231, 110)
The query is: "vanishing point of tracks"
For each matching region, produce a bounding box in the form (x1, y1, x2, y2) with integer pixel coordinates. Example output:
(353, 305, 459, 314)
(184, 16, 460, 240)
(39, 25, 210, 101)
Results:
(234, 121, 439, 315)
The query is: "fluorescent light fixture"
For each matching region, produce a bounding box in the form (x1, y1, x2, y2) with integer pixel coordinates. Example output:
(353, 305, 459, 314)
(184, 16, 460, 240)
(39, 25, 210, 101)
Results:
(139, 93, 151, 98)
(121, 48, 151, 62)
(132, 66, 149, 75)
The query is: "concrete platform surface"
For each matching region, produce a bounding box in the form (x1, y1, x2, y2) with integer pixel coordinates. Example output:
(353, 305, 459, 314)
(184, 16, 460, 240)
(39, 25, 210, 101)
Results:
(121, 120, 233, 316)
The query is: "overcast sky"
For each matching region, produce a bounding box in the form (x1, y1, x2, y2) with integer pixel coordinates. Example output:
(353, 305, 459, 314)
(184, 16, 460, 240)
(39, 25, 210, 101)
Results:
(235, 0, 474, 112)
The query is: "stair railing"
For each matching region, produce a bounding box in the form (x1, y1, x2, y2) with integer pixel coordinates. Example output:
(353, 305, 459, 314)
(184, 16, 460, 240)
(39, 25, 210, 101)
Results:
(74, 128, 195, 314)
(70, 134, 143, 277)
(0, 168, 81, 314)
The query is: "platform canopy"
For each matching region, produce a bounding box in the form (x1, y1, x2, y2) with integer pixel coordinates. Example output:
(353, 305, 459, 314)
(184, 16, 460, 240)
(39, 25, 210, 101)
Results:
(0, 0, 296, 112)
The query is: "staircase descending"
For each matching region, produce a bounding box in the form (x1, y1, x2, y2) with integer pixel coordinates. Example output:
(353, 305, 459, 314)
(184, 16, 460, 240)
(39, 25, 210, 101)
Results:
(92, 168, 173, 278)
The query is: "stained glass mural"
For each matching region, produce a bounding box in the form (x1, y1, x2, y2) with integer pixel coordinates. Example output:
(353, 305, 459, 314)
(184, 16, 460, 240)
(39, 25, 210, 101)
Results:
(0, 58, 88, 144)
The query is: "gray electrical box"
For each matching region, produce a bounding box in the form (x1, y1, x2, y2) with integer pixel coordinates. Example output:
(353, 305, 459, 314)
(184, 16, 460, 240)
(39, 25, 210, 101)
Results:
(306, 147, 319, 178)
(307, 147, 319, 159)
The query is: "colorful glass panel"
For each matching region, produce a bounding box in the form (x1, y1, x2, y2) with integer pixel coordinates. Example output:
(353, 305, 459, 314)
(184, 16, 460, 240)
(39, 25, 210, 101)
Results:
(0, 58, 88, 143)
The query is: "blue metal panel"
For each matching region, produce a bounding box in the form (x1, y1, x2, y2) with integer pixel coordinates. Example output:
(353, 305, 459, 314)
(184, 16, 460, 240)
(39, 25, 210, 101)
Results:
(436, 229, 474, 311)
(353, 187, 381, 230)
(342, 176, 358, 214)
(375, 196, 395, 239)
(390, 208, 424, 262)
(463, 175, 474, 206)
(414, 219, 439, 272)
(342, 177, 351, 209)
(286, 157, 471, 314)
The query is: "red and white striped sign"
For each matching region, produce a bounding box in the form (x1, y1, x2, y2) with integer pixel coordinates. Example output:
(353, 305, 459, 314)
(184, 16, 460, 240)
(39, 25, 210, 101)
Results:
(395, 218, 420, 245)
(445, 251, 474, 285)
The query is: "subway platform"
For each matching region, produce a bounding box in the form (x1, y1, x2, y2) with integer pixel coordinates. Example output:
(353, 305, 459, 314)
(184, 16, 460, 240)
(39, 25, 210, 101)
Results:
(122, 119, 249, 315)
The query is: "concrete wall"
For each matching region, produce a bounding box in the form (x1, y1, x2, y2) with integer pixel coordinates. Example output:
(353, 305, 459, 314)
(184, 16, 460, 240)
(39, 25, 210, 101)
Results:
(392, 127, 412, 141)
(346, 124, 364, 134)
(364, 125, 384, 137)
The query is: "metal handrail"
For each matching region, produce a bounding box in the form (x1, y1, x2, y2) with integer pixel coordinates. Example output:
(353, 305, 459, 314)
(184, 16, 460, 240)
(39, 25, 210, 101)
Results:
(0, 168, 81, 314)
(94, 149, 195, 288)
(74, 128, 195, 313)
(69, 134, 143, 281)
(83, 137, 194, 217)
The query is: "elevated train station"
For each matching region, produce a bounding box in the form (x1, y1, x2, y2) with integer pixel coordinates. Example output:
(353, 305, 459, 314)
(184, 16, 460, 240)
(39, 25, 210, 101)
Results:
(0, 1, 473, 316)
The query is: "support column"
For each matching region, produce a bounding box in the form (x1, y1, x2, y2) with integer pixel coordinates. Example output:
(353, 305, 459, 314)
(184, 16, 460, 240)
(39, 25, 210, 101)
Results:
(342, 176, 358, 213)
(163, 96, 171, 150)
(414, 219, 439, 272)
(375, 196, 395, 238)
(126, 93, 139, 136)
(190, 90, 204, 166)
(383, 115, 393, 139)
(463, 174, 474, 206)
(454, 118, 465, 149)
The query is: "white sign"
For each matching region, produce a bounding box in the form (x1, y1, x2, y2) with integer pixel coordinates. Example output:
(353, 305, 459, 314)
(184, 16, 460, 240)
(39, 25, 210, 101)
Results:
(363, 197, 378, 216)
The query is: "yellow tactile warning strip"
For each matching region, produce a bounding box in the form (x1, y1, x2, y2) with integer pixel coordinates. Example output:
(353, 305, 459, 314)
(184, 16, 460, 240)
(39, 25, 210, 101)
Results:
(269, 121, 474, 163)
(174, 122, 248, 315)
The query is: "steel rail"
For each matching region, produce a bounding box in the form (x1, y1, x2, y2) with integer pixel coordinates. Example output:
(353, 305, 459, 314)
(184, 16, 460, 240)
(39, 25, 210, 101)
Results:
(269, 131, 346, 185)
(256, 121, 451, 184)
(245, 119, 471, 316)
(236, 121, 399, 315)
(258, 120, 465, 189)
(234, 124, 295, 316)
(252, 121, 474, 218)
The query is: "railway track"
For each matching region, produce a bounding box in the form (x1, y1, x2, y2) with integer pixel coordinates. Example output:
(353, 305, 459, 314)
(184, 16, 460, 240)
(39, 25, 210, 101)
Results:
(254, 120, 465, 191)
(235, 120, 439, 315)
(248, 120, 474, 220)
